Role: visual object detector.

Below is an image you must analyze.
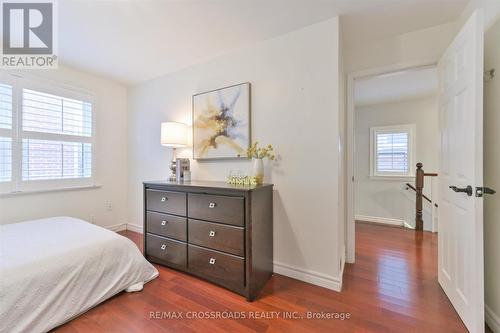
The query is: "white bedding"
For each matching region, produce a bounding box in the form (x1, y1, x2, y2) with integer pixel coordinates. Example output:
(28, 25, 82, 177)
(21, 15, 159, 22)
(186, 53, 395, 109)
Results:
(0, 217, 159, 333)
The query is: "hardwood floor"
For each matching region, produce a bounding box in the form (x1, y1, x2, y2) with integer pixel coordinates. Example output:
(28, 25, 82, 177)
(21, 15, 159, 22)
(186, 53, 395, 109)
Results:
(53, 222, 469, 333)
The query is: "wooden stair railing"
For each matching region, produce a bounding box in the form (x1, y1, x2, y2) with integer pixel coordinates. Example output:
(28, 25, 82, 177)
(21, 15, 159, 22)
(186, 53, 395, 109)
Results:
(412, 163, 438, 231)
(406, 183, 438, 208)
(405, 183, 432, 204)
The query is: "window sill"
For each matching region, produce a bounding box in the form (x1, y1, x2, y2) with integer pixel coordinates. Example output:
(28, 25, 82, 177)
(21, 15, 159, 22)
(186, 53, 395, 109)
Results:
(369, 175, 415, 181)
(0, 184, 101, 198)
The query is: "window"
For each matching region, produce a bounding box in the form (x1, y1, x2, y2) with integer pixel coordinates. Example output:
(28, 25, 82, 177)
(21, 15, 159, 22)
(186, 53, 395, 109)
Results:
(0, 73, 94, 194)
(370, 124, 415, 178)
(0, 83, 13, 192)
(0, 137, 12, 183)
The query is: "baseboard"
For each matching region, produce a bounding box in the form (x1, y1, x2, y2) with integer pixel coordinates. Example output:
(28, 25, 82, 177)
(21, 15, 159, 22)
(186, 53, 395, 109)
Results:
(126, 223, 143, 233)
(273, 261, 341, 292)
(355, 214, 404, 226)
(105, 223, 126, 232)
(486, 304, 500, 333)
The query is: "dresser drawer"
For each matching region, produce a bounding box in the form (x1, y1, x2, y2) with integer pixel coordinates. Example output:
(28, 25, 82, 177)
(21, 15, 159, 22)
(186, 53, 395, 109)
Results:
(146, 190, 186, 216)
(188, 219, 244, 256)
(188, 245, 244, 291)
(146, 234, 187, 269)
(188, 193, 244, 226)
(146, 212, 187, 241)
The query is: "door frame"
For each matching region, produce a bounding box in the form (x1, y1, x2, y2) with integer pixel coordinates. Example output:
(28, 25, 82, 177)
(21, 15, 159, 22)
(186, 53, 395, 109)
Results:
(346, 60, 438, 263)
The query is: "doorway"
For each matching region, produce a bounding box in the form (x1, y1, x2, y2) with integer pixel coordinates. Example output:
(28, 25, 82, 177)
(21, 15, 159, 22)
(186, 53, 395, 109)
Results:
(346, 63, 440, 263)
(344, 62, 473, 332)
(345, 10, 488, 333)
(354, 66, 439, 230)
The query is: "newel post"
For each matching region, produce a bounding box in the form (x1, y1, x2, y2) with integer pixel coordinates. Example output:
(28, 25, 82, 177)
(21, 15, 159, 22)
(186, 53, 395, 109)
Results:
(415, 163, 424, 231)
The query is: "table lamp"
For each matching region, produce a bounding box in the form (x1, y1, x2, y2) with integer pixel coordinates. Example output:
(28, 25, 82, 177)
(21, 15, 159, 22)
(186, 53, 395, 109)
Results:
(161, 121, 188, 181)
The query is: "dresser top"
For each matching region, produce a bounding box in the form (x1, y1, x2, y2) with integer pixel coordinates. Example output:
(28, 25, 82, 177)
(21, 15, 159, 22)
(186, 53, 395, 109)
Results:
(143, 180, 273, 192)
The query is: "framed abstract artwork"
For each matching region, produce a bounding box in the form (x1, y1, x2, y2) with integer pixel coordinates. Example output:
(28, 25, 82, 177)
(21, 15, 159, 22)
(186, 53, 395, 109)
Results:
(192, 82, 251, 160)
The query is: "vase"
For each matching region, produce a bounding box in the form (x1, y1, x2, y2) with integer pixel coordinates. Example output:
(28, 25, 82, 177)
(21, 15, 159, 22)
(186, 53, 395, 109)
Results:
(252, 158, 264, 184)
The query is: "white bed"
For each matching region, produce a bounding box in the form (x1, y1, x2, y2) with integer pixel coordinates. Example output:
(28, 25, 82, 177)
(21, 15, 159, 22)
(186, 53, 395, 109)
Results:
(0, 217, 159, 333)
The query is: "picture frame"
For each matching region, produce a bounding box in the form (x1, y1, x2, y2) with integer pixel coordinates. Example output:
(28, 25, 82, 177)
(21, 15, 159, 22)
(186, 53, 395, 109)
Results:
(192, 82, 251, 160)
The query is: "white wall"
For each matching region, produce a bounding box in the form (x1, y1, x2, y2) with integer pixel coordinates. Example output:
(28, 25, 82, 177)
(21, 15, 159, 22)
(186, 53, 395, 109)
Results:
(343, 21, 459, 73)
(127, 18, 344, 290)
(354, 96, 439, 230)
(343, 2, 500, 76)
(484, 17, 500, 332)
(461, 0, 500, 32)
(0, 65, 128, 230)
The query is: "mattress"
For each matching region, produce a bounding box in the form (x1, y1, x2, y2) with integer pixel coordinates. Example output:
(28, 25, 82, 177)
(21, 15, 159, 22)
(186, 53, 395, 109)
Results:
(0, 217, 159, 333)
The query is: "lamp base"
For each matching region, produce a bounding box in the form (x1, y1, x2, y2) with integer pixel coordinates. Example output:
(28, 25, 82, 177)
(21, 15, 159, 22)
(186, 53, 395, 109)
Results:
(169, 147, 179, 181)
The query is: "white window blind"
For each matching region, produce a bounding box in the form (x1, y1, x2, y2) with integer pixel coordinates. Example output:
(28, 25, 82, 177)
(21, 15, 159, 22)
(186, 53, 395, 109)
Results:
(21, 88, 93, 183)
(0, 137, 11, 182)
(376, 132, 409, 173)
(0, 74, 95, 194)
(370, 125, 415, 177)
(22, 139, 92, 181)
(0, 84, 12, 129)
(23, 89, 92, 137)
(0, 83, 13, 185)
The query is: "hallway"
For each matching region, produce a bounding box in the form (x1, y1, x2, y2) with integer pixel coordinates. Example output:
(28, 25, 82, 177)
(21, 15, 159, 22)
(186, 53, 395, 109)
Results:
(344, 221, 467, 332)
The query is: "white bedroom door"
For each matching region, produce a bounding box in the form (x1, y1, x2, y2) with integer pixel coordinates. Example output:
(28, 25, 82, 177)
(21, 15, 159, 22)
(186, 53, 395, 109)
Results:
(438, 9, 485, 333)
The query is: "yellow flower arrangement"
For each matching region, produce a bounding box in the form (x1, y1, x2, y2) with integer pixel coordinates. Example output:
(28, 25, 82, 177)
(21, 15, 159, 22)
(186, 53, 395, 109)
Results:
(246, 142, 275, 160)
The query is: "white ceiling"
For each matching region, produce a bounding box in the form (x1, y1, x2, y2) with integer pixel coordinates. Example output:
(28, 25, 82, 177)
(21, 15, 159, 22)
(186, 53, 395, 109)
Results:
(354, 67, 439, 106)
(56, 0, 469, 85)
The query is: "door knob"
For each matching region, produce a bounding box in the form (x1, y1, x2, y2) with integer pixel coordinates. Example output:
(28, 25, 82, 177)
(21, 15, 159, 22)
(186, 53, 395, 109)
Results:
(449, 185, 473, 196)
(476, 187, 497, 197)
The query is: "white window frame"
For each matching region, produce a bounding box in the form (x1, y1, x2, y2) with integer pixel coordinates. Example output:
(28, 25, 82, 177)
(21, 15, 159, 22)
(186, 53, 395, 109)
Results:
(0, 74, 17, 194)
(370, 124, 416, 179)
(0, 72, 96, 194)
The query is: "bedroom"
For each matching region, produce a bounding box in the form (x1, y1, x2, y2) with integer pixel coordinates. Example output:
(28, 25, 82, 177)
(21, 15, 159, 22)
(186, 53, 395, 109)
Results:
(0, 1, 499, 333)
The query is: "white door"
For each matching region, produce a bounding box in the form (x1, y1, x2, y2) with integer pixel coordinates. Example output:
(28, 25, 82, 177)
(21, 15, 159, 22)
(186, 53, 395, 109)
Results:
(438, 10, 484, 333)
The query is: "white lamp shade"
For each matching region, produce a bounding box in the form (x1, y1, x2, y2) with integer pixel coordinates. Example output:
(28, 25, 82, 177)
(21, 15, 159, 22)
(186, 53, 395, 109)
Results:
(161, 122, 188, 147)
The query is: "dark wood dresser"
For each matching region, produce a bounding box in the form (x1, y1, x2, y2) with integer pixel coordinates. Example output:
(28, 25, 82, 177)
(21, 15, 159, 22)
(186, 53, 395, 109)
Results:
(143, 180, 273, 301)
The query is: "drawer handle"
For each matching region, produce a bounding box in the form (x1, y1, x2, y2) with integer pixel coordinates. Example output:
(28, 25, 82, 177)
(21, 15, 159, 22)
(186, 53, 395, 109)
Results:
(209, 258, 216, 265)
(161, 197, 167, 202)
(161, 244, 166, 250)
(209, 230, 216, 237)
(209, 202, 216, 208)
(161, 220, 167, 226)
